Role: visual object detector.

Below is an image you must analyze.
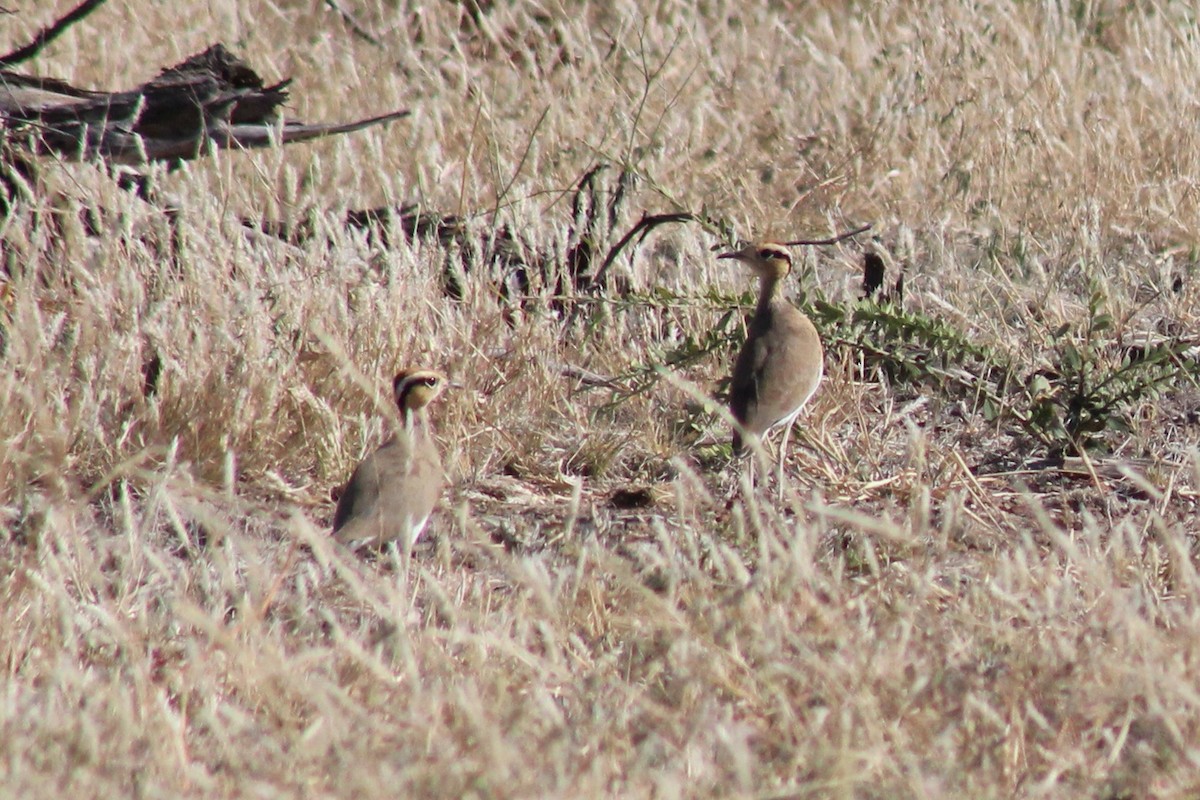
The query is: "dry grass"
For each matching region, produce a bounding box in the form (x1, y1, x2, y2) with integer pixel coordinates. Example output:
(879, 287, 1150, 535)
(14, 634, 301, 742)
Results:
(5, 0, 1200, 796)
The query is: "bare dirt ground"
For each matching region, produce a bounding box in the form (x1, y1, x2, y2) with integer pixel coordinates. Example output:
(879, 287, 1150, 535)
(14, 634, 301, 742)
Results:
(5, 1, 1200, 797)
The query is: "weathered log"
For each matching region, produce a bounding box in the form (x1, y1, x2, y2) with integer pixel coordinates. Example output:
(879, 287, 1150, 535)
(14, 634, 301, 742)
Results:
(0, 43, 407, 166)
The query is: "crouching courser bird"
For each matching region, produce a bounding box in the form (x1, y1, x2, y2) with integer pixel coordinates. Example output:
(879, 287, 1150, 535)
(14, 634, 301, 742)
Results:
(333, 369, 448, 552)
(720, 242, 823, 489)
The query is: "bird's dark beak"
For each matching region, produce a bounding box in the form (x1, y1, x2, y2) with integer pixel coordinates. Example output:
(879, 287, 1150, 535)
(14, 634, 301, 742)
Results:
(717, 251, 742, 261)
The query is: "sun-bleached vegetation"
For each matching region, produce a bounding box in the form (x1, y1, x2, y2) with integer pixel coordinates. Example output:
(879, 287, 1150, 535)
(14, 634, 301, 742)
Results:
(5, 1, 1200, 796)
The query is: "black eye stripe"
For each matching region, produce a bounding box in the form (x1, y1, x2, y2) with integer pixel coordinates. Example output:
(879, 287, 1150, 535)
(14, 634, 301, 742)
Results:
(394, 376, 442, 411)
(393, 373, 440, 405)
(394, 374, 439, 388)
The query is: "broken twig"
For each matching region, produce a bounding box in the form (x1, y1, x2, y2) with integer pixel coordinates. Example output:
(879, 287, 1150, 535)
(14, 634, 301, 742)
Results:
(324, 0, 382, 47)
(590, 211, 698, 291)
(0, 0, 108, 67)
(783, 223, 872, 247)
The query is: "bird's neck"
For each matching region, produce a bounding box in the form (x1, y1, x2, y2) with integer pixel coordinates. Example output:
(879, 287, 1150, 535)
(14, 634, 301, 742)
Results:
(400, 407, 424, 434)
(756, 274, 782, 315)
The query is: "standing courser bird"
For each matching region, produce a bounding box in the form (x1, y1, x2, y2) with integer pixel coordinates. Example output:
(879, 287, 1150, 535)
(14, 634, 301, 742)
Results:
(720, 242, 824, 487)
(333, 369, 448, 551)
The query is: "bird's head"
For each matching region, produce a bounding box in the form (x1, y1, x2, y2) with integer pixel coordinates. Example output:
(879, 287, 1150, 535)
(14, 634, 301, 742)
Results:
(393, 369, 448, 412)
(717, 242, 793, 281)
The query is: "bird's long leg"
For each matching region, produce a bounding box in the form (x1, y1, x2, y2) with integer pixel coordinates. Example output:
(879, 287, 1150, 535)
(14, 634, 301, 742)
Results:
(776, 422, 793, 501)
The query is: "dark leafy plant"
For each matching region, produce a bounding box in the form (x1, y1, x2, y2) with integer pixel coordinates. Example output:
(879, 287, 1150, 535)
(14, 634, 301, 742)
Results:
(1018, 289, 1196, 456)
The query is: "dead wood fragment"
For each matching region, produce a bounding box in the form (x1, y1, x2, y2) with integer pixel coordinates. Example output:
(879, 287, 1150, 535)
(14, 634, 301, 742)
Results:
(861, 250, 904, 303)
(246, 164, 634, 308)
(0, 43, 407, 166)
(324, 0, 382, 46)
(862, 251, 885, 298)
(0, 0, 108, 68)
(783, 223, 872, 247)
(245, 203, 538, 307)
(589, 212, 699, 292)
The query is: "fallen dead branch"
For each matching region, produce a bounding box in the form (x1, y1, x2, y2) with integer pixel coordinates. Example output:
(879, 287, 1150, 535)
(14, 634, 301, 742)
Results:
(0, 43, 407, 166)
